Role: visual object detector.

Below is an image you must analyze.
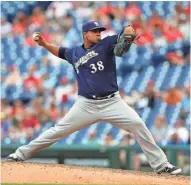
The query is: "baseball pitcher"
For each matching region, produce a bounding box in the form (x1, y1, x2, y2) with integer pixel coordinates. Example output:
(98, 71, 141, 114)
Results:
(7, 21, 181, 175)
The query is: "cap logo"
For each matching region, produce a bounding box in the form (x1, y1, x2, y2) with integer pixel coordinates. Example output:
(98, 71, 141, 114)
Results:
(94, 22, 99, 26)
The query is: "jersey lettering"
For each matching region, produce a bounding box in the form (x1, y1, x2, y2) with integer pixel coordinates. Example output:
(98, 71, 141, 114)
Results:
(75, 50, 98, 73)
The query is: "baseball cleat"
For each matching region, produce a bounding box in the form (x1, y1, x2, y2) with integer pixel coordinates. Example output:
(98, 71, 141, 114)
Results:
(157, 164, 182, 175)
(6, 153, 23, 162)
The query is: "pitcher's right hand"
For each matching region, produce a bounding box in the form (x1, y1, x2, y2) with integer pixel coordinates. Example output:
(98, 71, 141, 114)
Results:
(32, 32, 46, 46)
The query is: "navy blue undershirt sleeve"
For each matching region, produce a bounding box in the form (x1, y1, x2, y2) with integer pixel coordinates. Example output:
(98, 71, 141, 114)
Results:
(58, 47, 69, 61)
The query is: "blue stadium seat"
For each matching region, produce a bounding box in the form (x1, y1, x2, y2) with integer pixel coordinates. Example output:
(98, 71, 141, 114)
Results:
(109, 126, 120, 139)
(161, 66, 176, 90)
(176, 65, 190, 86)
(73, 128, 89, 144)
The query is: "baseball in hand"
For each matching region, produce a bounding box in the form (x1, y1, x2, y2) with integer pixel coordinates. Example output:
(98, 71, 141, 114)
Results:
(32, 33, 40, 41)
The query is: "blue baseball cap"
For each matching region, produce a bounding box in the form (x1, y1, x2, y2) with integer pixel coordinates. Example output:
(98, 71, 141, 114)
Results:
(82, 21, 106, 32)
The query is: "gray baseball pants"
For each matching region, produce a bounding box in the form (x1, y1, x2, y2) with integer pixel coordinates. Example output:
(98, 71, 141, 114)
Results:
(15, 92, 168, 170)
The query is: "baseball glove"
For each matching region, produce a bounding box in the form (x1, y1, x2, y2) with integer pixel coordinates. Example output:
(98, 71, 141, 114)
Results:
(114, 34, 138, 57)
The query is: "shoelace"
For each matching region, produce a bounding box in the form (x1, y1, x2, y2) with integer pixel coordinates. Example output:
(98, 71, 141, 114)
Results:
(164, 164, 175, 172)
(164, 167, 170, 172)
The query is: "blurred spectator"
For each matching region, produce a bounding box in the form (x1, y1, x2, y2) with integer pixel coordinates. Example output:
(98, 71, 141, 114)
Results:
(15, 11, 28, 30)
(47, 49, 63, 67)
(119, 133, 135, 169)
(39, 73, 49, 89)
(75, 2, 93, 19)
(1, 99, 12, 116)
(120, 90, 141, 107)
(1, 113, 11, 140)
(152, 29, 167, 48)
(42, 73, 56, 91)
(55, 76, 73, 105)
(30, 7, 45, 29)
(11, 99, 26, 128)
(31, 98, 50, 124)
(167, 132, 187, 169)
(102, 132, 117, 146)
(180, 85, 190, 121)
(20, 84, 34, 105)
(131, 16, 143, 30)
(149, 12, 163, 29)
(41, 25, 52, 42)
(36, 83, 47, 103)
(98, 2, 114, 17)
(50, 31, 63, 45)
(178, 17, 190, 40)
(12, 18, 26, 36)
(24, 65, 39, 90)
(174, 3, 190, 40)
(61, 14, 81, 48)
(120, 133, 135, 146)
(184, 52, 190, 65)
(167, 132, 185, 145)
(1, 17, 12, 37)
(41, 56, 49, 68)
(133, 147, 148, 171)
(68, 80, 78, 105)
(39, 56, 55, 76)
(136, 24, 154, 46)
(61, 94, 68, 105)
(168, 120, 189, 143)
(151, 115, 168, 145)
(21, 109, 40, 132)
(136, 80, 157, 109)
(46, 2, 73, 19)
(163, 87, 182, 106)
(15, 121, 35, 144)
(85, 131, 100, 146)
(143, 80, 157, 108)
(7, 125, 19, 142)
(110, 2, 125, 21)
(125, 2, 142, 21)
(48, 102, 60, 123)
(166, 50, 185, 65)
(1, 63, 8, 83)
(101, 16, 116, 38)
(58, 107, 68, 119)
(44, 87, 57, 109)
(4, 65, 22, 86)
(182, 85, 190, 113)
(163, 24, 183, 43)
(59, 13, 74, 33)
(181, 136, 190, 174)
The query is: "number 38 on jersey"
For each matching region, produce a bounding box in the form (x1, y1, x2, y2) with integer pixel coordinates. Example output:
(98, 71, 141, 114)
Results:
(90, 61, 104, 73)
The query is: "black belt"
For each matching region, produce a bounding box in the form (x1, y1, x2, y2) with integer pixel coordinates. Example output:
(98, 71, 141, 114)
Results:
(87, 92, 116, 100)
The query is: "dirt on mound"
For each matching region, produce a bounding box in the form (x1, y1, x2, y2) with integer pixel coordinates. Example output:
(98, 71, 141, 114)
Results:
(1, 162, 190, 185)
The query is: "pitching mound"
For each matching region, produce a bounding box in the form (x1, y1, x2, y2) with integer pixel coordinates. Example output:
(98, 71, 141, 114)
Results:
(1, 162, 190, 185)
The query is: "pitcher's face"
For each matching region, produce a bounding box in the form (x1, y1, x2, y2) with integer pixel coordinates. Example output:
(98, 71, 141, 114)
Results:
(84, 29, 102, 44)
